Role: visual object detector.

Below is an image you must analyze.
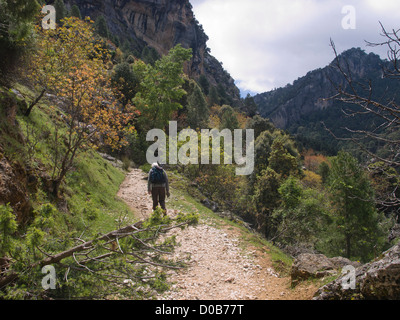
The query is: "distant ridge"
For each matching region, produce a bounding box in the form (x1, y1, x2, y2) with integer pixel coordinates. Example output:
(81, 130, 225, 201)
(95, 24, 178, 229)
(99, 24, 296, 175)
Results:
(253, 48, 398, 154)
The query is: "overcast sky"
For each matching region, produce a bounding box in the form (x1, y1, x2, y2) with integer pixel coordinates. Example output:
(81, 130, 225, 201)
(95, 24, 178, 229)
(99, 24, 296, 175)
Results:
(190, 0, 400, 96)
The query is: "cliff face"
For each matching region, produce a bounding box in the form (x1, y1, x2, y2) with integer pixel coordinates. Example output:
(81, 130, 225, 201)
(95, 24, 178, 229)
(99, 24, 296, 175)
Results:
(64, 0, 241, 105)
(254, 48, 387, 130)
(253, 48, 394, 154)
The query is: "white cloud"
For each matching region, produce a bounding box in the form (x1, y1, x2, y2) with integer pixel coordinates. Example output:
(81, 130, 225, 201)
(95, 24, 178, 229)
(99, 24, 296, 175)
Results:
(191, 0, 400, 95)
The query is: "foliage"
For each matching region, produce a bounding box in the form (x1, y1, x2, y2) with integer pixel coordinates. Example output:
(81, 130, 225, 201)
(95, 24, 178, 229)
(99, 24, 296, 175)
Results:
(367, 161, 400, 218)
(70, 5, 82, 20)
(141, 46, 160, 66)
(0, 203, 199, 299)
(251, 167, 281, 238)
(0, 0, 39, 45)
(246, 115, 274, 140)
(0, 0, 40, 77)
(0, 203, 18, 257)
(241, 93, 258, 117)
(186, 80, 209, 129)
(303, 150, 328, 172)
(318, 161, 330, 184)
(54, 0, 67, 25)
(27, 17, 137, 195)
(327, 151, 389, 261)
(301, 170, 322, 189)
(133, 44, 192, 130)
(198, 74, 209, 95)
(195, 164, 240, 209)
(94, 15, 110, 39)
(219, 105, 239, 131)
(272, 178, 332, 247)
(268, 138, 301, 178)
(111, 61, 139, 107)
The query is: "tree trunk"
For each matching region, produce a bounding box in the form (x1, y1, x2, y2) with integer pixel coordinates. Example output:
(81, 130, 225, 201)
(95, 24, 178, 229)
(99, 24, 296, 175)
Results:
(24, 89, 46, 117)
(346, 234, 351, 259)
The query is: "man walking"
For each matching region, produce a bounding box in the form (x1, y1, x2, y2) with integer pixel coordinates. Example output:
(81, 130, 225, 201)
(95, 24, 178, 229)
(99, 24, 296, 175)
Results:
(148, 162, 170, 214)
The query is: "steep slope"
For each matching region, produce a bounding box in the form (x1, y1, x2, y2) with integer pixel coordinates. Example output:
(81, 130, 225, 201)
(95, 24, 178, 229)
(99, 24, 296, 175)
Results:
(254, 48, 398, 154)
(62, 0, 242, 107)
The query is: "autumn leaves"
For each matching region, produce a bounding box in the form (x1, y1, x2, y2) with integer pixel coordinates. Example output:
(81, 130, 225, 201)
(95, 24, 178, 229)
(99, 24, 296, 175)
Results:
(27, 17, 137, 194)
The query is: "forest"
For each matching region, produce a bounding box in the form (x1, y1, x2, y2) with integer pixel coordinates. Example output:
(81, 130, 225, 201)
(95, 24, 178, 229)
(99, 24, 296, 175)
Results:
(0, 0, 399, 299)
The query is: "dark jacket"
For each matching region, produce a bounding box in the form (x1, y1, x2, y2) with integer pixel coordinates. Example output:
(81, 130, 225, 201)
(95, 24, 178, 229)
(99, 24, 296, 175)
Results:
(148, 165, 169, 193)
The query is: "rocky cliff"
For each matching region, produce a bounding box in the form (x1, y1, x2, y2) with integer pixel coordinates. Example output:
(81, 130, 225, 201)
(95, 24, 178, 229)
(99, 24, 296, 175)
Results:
(313, 243, 400, 300)
(254, 48, 387, 129)
(62, 0, 241, 106)
(253, 48, 394, 154)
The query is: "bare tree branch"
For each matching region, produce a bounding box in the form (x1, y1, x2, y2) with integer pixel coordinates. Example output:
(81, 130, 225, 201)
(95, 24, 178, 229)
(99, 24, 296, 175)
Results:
(0, 217, 194, 290)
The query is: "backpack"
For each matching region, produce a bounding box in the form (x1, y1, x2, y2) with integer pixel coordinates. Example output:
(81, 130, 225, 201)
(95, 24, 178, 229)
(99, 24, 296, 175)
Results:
(149, 167, 165, 184)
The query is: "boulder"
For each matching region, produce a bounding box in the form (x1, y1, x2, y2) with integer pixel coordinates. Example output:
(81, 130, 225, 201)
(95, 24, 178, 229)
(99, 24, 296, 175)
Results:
(291, 253, 337, 283)
(201, 198, 219, 212)
(291, 253, 361, 287)
(330, 256, 361, 269)
(313, 243, 400, 300)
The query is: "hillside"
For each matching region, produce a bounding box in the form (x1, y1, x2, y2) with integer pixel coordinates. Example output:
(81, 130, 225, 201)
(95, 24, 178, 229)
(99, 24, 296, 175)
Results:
(254, 48, 400, 155)
(1, 0, 400, 303)
(59, 0, 242, 108)
(0, 83, 319, 301)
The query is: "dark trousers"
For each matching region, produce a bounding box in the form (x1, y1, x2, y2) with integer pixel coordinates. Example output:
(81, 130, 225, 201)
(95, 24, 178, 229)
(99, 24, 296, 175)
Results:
(151, 186, 166, 211)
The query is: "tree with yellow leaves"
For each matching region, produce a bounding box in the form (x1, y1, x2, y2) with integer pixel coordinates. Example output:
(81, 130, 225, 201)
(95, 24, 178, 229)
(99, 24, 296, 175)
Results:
(27, 17, 136, 196)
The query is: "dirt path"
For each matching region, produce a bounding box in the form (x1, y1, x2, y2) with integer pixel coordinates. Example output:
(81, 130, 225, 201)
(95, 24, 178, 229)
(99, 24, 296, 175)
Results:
(117, 169, 318, 300)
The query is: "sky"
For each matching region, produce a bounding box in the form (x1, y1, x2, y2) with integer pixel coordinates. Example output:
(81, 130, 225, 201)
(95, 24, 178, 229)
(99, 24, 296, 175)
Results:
(190, 0, 400, 96)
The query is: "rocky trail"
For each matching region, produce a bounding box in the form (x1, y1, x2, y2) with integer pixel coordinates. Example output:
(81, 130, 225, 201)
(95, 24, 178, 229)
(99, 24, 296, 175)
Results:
(117, 169, 318, 300)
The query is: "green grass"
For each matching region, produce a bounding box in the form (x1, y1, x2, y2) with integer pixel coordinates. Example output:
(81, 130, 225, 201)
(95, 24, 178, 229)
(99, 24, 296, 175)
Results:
(64, 150, 134, 233)
(7, 84, 134, 236)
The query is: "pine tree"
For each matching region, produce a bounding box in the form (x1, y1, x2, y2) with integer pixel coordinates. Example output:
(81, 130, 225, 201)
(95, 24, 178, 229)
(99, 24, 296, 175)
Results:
(187, 80, 209, 129)
(198, 74, 210, 95)
(328, 151, 387, 261)
(0, 0, 40, 74)
(70, 5, 82, 19)
(208, 86, 220, 107)
(54, 0, 66, 24)
(252, 167, 281, 238)
(95, 15, 110, 39)
(219, 105, 239, 131)
(243, 93, 258, 117)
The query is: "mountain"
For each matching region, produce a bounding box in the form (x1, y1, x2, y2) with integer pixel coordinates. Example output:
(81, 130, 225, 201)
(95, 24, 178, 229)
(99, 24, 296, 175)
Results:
(253, 48, 399, 155)
(61, 0, 242, 107)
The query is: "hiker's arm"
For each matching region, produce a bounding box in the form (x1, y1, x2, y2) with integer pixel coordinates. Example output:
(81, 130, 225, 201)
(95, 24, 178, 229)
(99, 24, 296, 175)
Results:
(148, 170, 152, 194)
(165, 172, 170, 196)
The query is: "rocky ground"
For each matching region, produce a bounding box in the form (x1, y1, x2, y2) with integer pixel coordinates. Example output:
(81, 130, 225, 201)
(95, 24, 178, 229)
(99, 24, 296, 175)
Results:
(117, 168, 318, 300)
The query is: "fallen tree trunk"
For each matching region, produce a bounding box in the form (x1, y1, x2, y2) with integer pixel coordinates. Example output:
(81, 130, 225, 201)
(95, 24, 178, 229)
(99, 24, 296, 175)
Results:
(34, 222, 143, 268)
(0, 220, 187, 290)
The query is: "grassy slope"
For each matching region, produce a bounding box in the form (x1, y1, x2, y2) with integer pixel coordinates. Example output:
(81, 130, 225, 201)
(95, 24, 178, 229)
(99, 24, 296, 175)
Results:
(5, 83, 135, 236)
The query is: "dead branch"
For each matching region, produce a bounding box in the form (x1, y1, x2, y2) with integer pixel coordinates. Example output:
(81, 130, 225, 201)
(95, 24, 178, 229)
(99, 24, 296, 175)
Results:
(0, 219, 191, 290)
(327, 37, 400, 169)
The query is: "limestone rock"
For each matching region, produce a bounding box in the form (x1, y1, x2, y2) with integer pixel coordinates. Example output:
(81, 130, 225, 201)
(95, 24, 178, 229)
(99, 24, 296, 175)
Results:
(291, 253, 337, 282)
(64, 0, 241, 107)
(313, 243, 400, 300)
(200, 198, 218, 212)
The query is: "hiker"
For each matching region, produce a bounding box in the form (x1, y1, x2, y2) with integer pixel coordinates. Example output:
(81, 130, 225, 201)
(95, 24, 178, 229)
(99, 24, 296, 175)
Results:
(148, 162, 170, 213)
